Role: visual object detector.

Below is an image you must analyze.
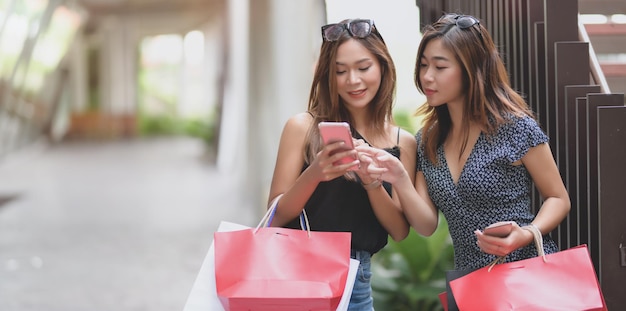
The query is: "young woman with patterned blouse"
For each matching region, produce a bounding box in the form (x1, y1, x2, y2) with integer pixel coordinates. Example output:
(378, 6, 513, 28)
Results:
(357, 13, 570, 271)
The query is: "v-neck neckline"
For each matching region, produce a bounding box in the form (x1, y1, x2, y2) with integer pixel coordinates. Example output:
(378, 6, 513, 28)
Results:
(441, 132, 482, 186)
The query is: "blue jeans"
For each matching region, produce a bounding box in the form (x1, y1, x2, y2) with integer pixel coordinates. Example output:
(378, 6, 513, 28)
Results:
(348, 250, 374, 311)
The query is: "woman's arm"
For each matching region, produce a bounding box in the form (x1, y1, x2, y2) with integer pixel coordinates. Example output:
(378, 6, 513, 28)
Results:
(359, 129, 415, 241)
(268, 113, 361, 226)
(476, 142, 571, 256)
(523, 143, 571, 233)
(357, 142, 439, 237)
(403, 172, 439, 236)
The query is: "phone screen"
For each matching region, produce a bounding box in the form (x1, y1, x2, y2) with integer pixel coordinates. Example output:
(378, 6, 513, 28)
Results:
(318, 122, 356, 166)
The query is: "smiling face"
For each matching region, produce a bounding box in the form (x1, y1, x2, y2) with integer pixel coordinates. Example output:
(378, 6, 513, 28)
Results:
(334, 39, 382, 110)
(418, 38, 465, 108)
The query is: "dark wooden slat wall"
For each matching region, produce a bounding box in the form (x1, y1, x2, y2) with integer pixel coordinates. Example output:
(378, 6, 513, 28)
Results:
(544, 0, 579, 157)
(576, 96, 591, 247)
(534, 21, 547, 140)
(584, 94, 624, 273)
(564, 85, 601, 247)
(415, 0, 625, 308)
(597, 106, 626, 308)
(554, 41, 590, 248)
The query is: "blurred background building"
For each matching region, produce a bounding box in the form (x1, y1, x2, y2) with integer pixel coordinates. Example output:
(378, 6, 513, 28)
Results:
(0, 0, 426, 200)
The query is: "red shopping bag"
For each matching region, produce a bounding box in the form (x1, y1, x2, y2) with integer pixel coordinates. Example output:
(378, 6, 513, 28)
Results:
(448, 244, 607, 311)
(213, 195, 352, 311)
(438, 291, 448, 311)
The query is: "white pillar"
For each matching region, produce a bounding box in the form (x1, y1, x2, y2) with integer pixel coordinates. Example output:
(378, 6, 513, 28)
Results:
(216, 0, 325, 214)
(261, 0, 326, 175)
(68, 36, 87, 113)
(247, 0, 326, 208)
(99, 16, 134, 116)
(217, 0, 250, 182)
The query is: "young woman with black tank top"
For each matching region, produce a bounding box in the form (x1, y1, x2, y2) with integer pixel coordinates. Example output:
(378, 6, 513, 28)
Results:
(266, 18, 415, 311)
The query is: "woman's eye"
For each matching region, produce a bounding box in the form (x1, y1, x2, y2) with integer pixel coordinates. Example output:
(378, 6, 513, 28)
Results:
(436, 66, 446, 70)
(336, 71, 346, 75)
(419, 63, 427, 68)
(359, 66, 371, 71)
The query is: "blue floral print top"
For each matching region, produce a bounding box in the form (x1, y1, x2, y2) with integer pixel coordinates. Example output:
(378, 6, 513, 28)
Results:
(416, 115, 558, 270)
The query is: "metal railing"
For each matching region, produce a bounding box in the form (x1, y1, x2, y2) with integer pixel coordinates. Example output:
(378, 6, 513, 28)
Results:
(578, 19, 612, 93)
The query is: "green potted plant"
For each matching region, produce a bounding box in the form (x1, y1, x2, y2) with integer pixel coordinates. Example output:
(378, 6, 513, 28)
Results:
(372, 215, 454, 311)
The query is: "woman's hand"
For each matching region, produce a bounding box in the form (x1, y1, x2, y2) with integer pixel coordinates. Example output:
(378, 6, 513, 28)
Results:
(474, 222, 535, 257)
(355, 144, 408, 184)
(308, 141, 359, 182)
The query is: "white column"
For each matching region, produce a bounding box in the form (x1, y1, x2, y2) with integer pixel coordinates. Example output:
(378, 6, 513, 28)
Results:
(99, 16, 133, 115)
(216, 0, 325, 214)
(217, 0, 250, 181)
(247, 0, 326, 207)
(262, 0, 326, 172)
(68, 36, 87, 113)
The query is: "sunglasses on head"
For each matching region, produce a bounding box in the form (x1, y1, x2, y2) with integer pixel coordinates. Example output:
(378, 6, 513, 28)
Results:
(454, 15, 480, 29)
(321, 19, 375, 42)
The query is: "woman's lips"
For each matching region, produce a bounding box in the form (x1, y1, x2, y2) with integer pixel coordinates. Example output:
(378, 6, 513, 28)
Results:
(348, 89, 366, 98)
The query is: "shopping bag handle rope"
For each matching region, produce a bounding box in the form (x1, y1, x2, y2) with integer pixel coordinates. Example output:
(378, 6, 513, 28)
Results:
(487, 223, 547, 272)
(255, 194, 311, 238)
(522, 224, 546, 262)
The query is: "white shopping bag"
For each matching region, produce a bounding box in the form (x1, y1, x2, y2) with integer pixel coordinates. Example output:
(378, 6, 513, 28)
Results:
(183, 221, 359, 311)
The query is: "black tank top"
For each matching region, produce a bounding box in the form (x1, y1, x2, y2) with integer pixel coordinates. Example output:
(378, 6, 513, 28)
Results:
(285, 129, 401, 254)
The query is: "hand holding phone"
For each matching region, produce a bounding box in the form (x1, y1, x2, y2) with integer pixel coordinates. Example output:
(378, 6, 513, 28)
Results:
(318, 122, 358, 169)
(483, 221, 515, 237)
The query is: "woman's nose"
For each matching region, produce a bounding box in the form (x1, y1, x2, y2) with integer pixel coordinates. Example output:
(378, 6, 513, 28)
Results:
(347, 70, 361, 84)
(421, 68, 434, 82)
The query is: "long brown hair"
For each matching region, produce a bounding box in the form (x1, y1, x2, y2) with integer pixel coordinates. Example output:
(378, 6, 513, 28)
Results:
(414, 13, 535, 164)
(305, 19, 397, 164)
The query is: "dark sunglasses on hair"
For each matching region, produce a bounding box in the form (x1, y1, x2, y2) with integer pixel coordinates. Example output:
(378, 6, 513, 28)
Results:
(321, 19, 375, 42)
(454, 15, 480, 29)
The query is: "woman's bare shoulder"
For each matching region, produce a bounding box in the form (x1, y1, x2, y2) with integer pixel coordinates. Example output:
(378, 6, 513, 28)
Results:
(282, 112, 315, 135)
(397, 127, 417, 148)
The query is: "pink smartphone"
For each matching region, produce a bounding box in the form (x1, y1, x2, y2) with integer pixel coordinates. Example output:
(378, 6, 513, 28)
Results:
(318, 121, 357, 167)
(483, 221, 515, 237)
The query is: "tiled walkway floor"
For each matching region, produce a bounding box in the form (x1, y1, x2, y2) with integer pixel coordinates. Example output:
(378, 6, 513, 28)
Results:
(0, 137, 256, 311)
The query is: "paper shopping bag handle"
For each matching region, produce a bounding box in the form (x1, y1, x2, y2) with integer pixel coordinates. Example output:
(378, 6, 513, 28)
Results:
(521, 224, 546, 262)
(255, 194, 311, 237)
(488, 223, 548, 271)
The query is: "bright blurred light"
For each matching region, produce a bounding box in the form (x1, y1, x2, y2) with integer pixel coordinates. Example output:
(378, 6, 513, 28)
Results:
(611, 14, 626, 24)
(184, 31, 205, 66)
(579, 14, 609, 24)
(0, 15, 29, 55)
(33, 6, 83, 68)
(141, 35, 183, 65)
